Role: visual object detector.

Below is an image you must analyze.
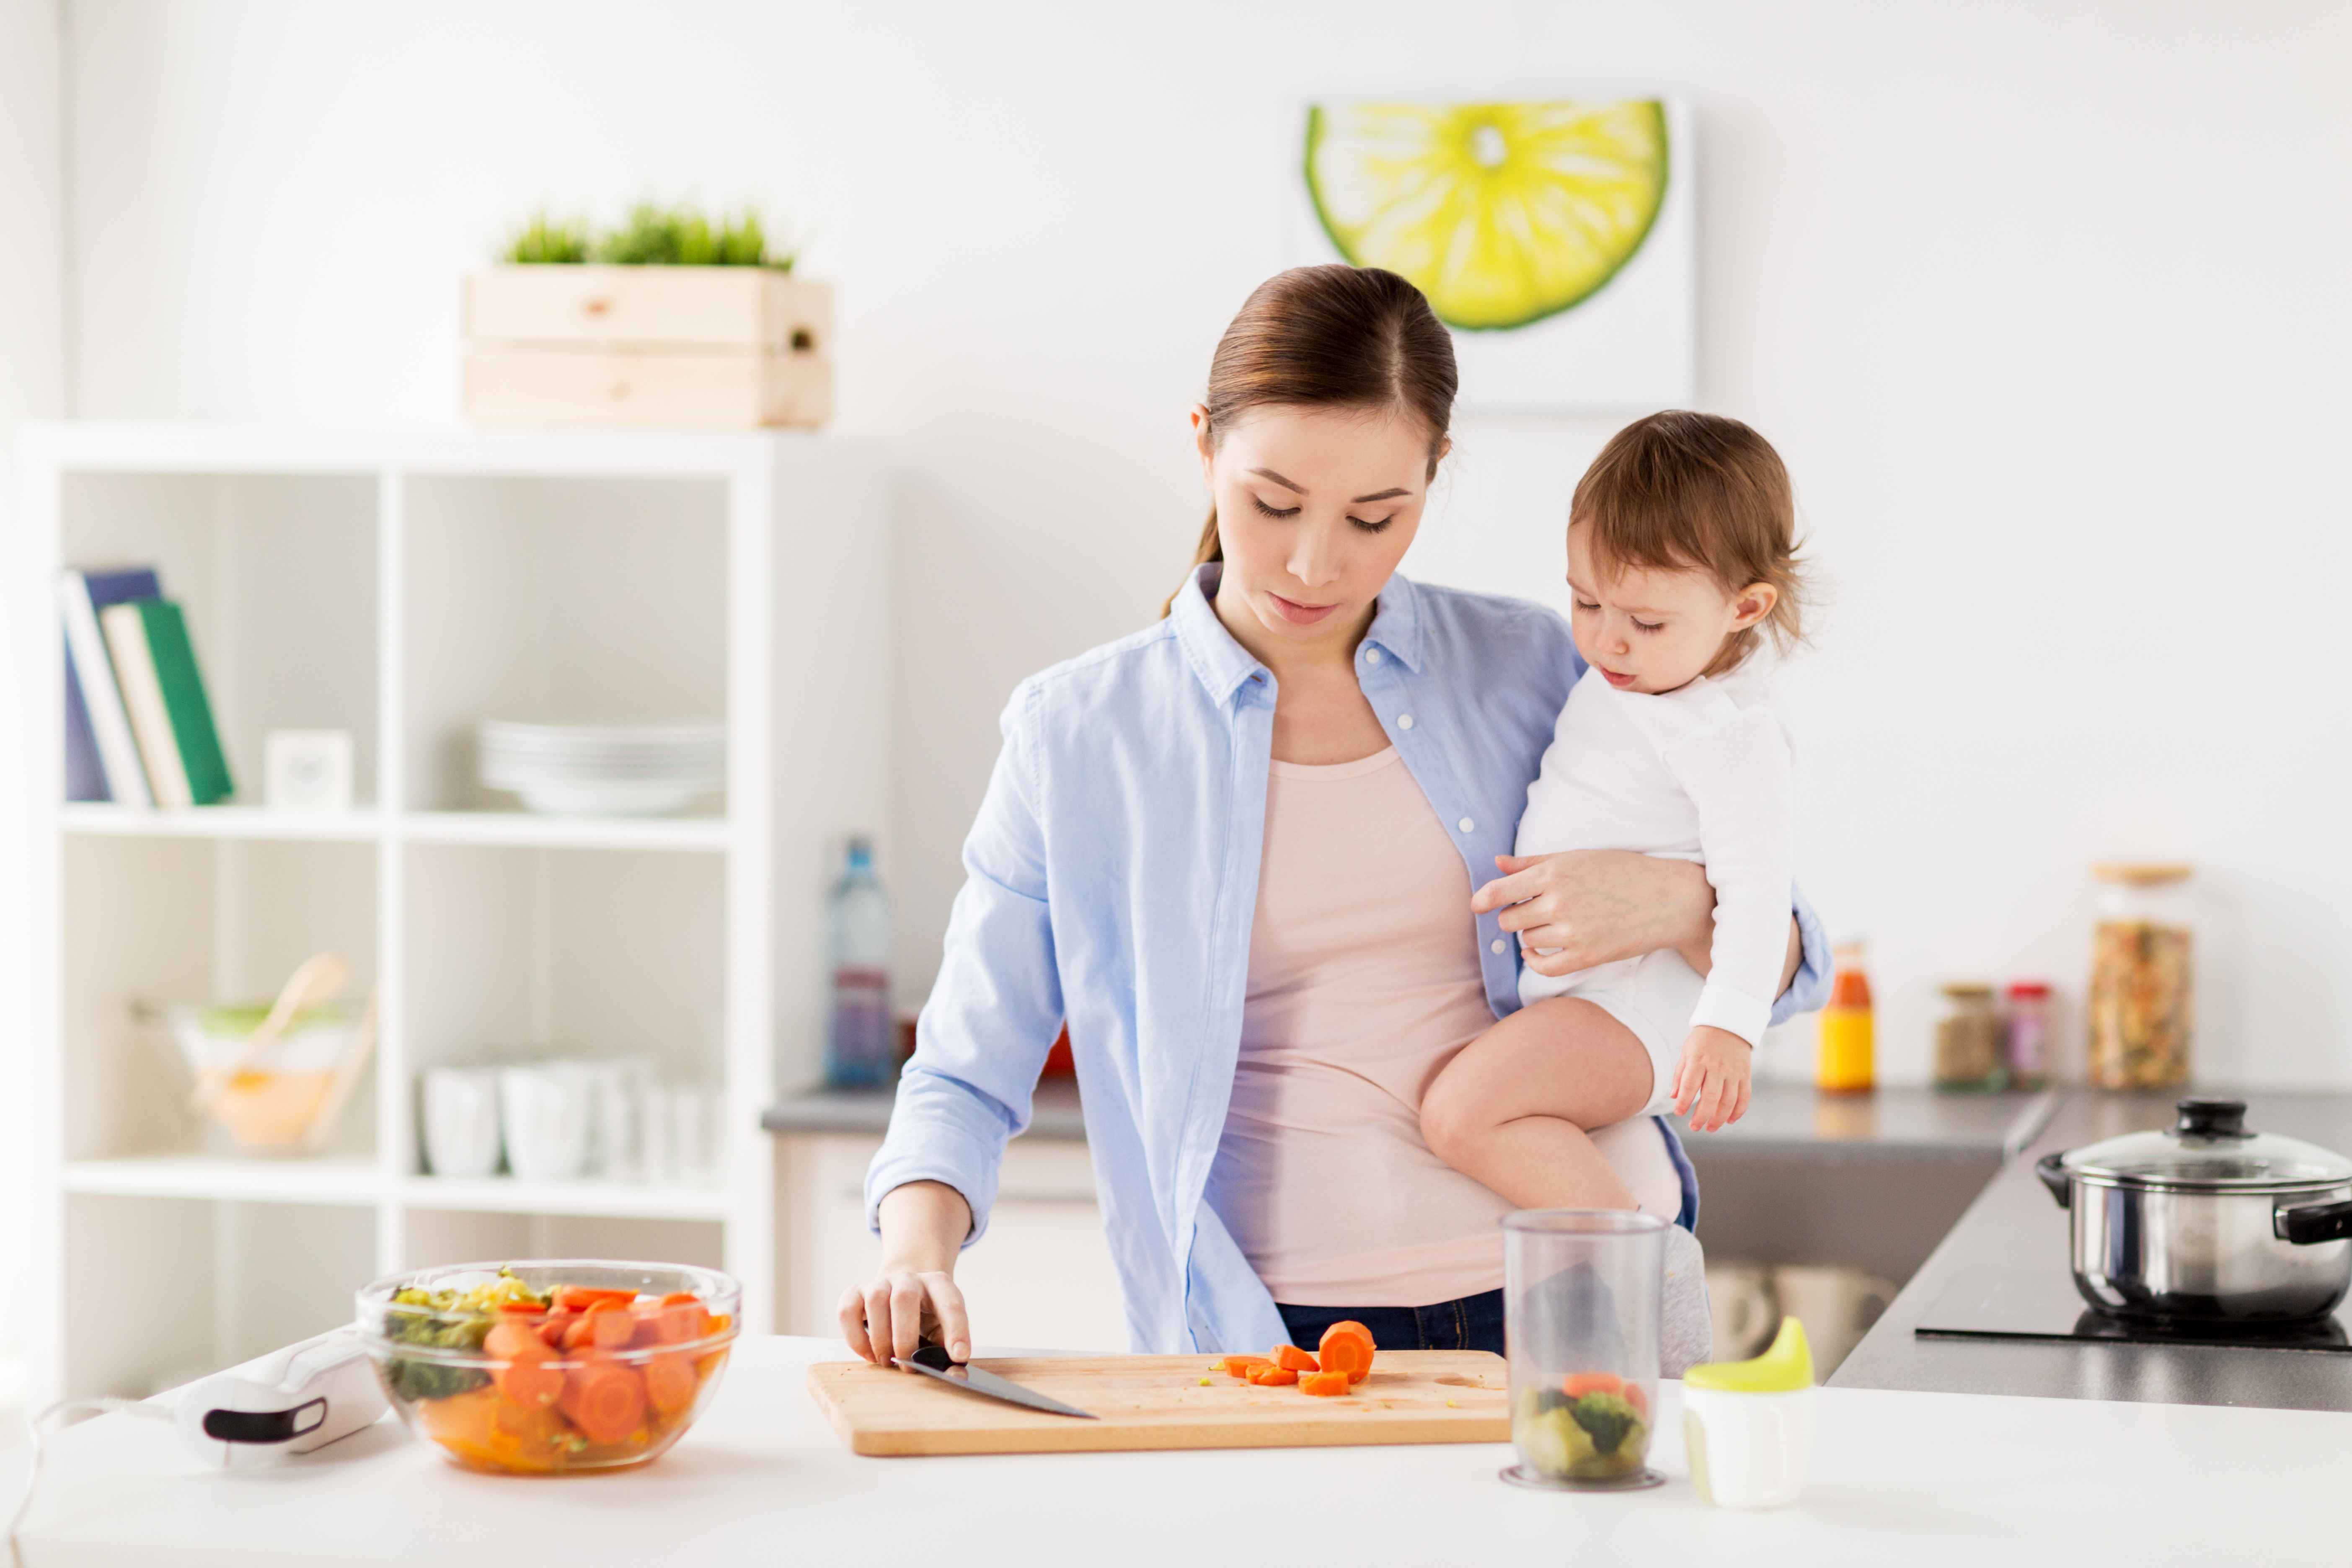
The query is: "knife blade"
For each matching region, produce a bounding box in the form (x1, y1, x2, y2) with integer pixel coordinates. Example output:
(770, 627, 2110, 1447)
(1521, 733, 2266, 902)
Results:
(892, 1343, 1100, 1420)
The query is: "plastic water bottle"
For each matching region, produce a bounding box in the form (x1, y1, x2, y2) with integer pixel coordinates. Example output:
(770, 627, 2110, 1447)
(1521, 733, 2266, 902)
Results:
(824, 836, 894, 1087)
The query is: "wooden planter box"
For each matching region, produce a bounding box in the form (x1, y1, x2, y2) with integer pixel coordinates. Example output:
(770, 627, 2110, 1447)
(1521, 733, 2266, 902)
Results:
(463, 265, 833, 429)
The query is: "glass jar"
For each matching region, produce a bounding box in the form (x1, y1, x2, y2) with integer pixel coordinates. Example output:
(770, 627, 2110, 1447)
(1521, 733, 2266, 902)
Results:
(2088, 864, 2192, 1090)
(2004, 981, 2051, 1089)
(1932, 984, 2005, 1090)
(1500, 1210, 1664, 1491)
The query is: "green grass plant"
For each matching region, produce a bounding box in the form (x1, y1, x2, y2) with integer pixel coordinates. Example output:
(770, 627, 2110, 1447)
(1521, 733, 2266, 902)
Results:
(502, 203, 797, 269)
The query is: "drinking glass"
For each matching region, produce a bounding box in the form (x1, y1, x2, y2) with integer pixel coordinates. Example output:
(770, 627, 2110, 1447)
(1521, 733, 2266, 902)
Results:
(1501, 1209, 1666, 1491)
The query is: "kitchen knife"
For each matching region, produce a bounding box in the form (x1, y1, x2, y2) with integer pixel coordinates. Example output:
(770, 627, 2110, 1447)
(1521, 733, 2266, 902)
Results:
(892, 1343, 1100, 1419)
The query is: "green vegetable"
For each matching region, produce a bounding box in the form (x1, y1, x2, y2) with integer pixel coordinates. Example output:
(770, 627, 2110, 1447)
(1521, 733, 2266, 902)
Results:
(1568, 1390, 1641, 1456)
(589, 203, 796, 270)
(502, 212, 593, 264)
(377, 1269, 550, 1403)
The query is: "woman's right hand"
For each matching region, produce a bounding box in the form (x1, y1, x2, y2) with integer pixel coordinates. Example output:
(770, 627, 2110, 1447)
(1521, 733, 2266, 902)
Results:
(840, 1179, 975, 1365)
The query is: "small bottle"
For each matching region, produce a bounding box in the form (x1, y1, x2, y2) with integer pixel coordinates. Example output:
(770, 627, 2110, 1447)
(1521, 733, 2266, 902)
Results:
(2004, 982, 2050, 1089)
(824, 836, 894, 1088)
(1817, 941, 1875, 1094)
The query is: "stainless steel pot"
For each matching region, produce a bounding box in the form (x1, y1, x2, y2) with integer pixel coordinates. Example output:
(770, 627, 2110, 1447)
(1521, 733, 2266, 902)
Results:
(2035, 1098, 2352, 1323)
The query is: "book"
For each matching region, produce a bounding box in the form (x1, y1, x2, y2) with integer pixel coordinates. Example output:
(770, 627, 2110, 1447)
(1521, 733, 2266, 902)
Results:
(59, 566, 163, 806)
(99, 599, 234, 807)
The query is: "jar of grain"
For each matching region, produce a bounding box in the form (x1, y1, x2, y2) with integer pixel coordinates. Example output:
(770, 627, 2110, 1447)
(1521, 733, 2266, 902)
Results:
(1932, 984, 2004, 1090)
(2088, 864, 2192, 1090)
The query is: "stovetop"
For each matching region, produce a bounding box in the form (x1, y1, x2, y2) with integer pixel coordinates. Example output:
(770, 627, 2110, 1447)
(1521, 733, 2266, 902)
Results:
(1916, 1270, 2352, 1352)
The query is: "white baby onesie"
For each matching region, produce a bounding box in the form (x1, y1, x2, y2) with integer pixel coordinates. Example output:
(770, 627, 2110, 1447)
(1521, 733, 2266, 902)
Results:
(1514, 659, 1794, 1114)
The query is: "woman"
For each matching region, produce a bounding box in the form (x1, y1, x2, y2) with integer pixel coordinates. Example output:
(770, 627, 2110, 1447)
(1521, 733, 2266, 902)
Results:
(844, 265, 1826, 1369)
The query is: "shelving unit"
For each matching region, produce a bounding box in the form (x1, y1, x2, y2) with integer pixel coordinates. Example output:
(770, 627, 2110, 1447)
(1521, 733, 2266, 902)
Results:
(20, 422, 890, 1403)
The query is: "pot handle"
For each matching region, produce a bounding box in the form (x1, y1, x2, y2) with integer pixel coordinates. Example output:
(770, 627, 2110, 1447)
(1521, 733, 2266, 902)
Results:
(2276, 1198, 2352, 1246)
(2035, 1152, 2071, 1209)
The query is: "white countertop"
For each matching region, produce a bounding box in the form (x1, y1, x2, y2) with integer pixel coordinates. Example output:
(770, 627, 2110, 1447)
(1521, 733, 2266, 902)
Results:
(12, 1335, 2346, 1565)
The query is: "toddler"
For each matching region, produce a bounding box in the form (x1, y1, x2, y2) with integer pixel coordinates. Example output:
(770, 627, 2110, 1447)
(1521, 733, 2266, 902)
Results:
(1420, 410, 1804, 1212)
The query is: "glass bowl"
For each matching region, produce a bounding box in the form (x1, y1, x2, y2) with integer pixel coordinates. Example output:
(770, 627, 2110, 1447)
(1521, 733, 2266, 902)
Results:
(356, 1259, 740, 1474)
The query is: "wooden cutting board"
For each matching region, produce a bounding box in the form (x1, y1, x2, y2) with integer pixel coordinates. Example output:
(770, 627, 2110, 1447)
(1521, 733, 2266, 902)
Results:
(807, 1351, 1511, 1456)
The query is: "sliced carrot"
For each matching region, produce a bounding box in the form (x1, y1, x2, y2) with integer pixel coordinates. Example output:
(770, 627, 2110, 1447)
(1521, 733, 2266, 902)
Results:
(561, 1314, 601, 1352)
(538, 1310, 579, 1348)
(1269, 1343, 1321, 1373)
(483, 1320, 543, 1362)
(1561, 1371, 1625, 1399)
(587, 1301, 636, 1351)
(635, 1298, 709, 1347)
(1623, 1382, 1649, 1419)
(490, 1339, 565, 1409)
(658, 1291, 702, 1307)
(495, 1300, 547, 1317)
(557, 1358, 648, 1445)
(1316, 1329, 1372, 1385)
(1214, 1354, 1272, 1380)
(641, 1352, 698, 1417)
(554, 1286, 636, 1313)
(1297, 1370, 1352, 1397)
(1246, 1364, 1298, 1387)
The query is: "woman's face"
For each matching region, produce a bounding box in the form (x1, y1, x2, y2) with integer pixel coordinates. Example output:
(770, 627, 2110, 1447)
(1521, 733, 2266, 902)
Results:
(1194, 403, 1441, 656)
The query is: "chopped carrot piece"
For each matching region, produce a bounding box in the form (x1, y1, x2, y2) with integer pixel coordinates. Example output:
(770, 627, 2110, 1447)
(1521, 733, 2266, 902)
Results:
(1297, 1370, 1351, 1397)
(1318, 1321, 1377, 1385)
(641, 1352, 698, 1417)
(1269, 1343, 1320, 1373)
(557, 1358, 648, 1445)
(538, 1310, 578, 1349)
(483, 1324, 565, 1409)
(583, 1300, 636, 1351)
(1561, 1372, 1625, 1399)
(494, 1300, 547, 1317)
(1214, 1354, 1272, 1380)
(1623, 1382, 1649, 1419)
(554, 1286, 636, 1313)
(1246, 1364, 1299, 1386)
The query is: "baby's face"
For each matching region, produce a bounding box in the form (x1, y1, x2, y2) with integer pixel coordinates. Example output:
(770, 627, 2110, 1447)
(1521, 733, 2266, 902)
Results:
(1565, 524, 1762, 695)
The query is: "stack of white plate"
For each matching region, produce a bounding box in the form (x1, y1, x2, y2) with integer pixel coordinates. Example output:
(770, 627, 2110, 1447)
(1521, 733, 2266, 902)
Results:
(478, 720, 724, 816)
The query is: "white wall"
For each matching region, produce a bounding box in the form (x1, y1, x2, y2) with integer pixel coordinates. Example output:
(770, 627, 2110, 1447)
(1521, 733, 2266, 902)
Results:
(0, 0, 67, 1379)
(44, 0, 2352, 1087)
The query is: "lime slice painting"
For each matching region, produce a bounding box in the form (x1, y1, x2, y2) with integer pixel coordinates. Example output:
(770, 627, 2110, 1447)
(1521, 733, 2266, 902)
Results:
(1305, 101, 1670, 332)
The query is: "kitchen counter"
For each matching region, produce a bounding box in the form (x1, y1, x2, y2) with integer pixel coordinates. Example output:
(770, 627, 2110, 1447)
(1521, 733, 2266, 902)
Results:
(1834, 1090, 2352, 1412)
(14, 1335, 2346, 1565)
(763, 1078, 1087, 1140)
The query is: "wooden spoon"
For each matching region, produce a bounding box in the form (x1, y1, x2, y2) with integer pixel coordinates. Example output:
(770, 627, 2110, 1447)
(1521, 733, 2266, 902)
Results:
(188, 951, 349, 1116)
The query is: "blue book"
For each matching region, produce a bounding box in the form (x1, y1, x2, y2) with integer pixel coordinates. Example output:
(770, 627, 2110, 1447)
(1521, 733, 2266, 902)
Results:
(60, 566, 163, 804)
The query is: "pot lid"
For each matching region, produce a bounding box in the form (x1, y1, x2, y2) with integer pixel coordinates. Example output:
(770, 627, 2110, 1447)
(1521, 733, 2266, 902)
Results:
(2061, 1099, 2352, 1189)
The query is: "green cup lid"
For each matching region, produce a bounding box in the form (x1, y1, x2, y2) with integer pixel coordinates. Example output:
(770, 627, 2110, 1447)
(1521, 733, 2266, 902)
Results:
(1683, 1316, 1814, 1392)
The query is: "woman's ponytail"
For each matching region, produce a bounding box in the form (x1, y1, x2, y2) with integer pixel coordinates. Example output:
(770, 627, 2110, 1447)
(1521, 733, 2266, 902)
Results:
(1164, 264, 1455, 619)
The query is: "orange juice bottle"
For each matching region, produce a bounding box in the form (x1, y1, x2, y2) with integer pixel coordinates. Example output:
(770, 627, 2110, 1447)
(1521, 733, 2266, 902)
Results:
(1817, 941, 1875, 1093)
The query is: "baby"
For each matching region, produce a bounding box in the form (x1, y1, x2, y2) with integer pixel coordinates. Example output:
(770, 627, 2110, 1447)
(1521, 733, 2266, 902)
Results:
(1420, 410, 1804, 1212)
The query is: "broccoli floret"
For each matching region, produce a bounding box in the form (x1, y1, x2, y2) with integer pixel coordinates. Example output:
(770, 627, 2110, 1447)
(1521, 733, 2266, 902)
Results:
(1569, 1391, 1641, 1455)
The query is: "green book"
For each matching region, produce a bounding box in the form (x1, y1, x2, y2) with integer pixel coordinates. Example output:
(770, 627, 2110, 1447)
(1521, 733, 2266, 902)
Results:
(99, 598, 234, 807)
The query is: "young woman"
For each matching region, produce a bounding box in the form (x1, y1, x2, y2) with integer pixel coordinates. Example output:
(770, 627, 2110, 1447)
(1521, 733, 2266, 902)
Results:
(843, 265, 1826, 1368)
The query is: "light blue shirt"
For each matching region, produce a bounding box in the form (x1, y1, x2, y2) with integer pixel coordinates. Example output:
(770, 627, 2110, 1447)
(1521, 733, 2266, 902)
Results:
(868, 564, 1829, 1353)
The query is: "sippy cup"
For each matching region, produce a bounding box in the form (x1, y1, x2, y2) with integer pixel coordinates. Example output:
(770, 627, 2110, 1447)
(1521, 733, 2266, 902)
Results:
(1680, 1315, 1816, 1509)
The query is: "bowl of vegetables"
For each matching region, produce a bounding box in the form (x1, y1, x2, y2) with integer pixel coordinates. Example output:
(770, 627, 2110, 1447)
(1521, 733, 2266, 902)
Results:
(356, 1260, 739, 1473)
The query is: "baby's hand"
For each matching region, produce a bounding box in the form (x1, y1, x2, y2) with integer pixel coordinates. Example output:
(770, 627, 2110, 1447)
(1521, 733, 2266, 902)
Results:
(1672, 1026, 1753, 1134)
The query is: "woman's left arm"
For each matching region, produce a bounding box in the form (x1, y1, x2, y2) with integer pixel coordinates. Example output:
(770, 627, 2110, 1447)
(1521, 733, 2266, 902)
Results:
(1471, 852, 1827, 1018)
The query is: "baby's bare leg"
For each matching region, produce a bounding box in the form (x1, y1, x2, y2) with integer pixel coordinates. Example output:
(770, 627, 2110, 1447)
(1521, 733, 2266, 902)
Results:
(1419, 996, 1656, 1212)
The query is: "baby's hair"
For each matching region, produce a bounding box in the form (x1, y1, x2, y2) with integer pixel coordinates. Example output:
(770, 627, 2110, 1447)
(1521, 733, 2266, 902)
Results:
(1571, 410, 1808, 674)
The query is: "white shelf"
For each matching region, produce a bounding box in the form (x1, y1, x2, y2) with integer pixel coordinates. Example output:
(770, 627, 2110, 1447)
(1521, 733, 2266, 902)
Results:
(23, 420, 892, 1404)
(58, 804, 385, 842)
(64, 1155, 385, 1206)
(403, 811, 731, 852)
(58, 804, 731, 852)
(400, 1176, 730, 1221)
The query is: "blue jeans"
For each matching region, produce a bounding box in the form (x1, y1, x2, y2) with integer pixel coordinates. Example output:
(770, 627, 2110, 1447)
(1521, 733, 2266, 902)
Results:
(1277, 1289, 1506, 1358)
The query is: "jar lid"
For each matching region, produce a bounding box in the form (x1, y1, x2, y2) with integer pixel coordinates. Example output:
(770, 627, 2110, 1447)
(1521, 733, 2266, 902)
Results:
(2006, 981, 2051, 998)
(1939, 983, 1995, 1000)
(2093, 863, 2192, 886)
(2060, 1099, 2352, 1191)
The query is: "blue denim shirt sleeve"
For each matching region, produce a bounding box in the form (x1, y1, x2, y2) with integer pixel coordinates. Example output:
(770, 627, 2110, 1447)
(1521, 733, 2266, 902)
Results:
(865, 684, 1063, 1248)
(1773, 886, 1832, 1024)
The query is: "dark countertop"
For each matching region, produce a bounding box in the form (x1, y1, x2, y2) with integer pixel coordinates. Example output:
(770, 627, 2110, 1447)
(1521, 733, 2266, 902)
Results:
(1833, 1090, 2352, 1412)
(1672, 1085, 2056, 1160)
(762, 1079, 1088, 1140)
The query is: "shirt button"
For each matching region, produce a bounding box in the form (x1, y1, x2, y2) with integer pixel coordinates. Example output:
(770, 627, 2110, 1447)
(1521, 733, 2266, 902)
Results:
(1396, 714, 1415, 731)
(1365, 648, 1383, 665)
(1490, 938, 1507, 955)
(1458, 817, 1475, 834)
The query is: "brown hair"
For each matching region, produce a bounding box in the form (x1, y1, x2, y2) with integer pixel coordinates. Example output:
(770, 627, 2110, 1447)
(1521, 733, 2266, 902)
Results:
(1162, 264, 1458, 617)
(1571, 410, 1807, 674)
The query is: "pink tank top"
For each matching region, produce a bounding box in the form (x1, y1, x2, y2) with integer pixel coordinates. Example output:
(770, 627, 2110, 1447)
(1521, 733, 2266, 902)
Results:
(1208, 747, 1516, 1307)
